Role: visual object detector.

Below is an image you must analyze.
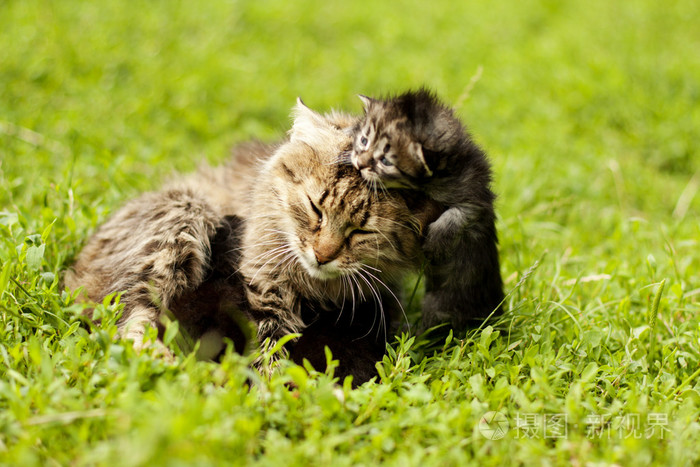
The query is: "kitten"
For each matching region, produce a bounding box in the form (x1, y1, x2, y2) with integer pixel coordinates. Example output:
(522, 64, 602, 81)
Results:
(349, 88, 504, 331)
(66, 100, 440, 382)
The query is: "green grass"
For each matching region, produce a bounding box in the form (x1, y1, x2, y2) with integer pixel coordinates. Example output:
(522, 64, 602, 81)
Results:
(2, 0, 700, 465)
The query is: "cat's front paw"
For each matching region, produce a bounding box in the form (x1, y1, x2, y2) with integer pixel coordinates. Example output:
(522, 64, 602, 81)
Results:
(252, 346, 289, 379)
(131, 335, 176, 362)
(252, 334, 296, 378)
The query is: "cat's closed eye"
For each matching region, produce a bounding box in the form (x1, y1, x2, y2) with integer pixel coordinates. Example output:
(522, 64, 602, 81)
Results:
(343, 225, 374, 238)
(349, 228, 373, 237)
(308, 196, 323, 222)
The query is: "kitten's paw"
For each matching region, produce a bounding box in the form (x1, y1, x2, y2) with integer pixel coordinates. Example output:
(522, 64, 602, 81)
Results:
(422, 226, 454, 260)
(422, 207, 468, 259)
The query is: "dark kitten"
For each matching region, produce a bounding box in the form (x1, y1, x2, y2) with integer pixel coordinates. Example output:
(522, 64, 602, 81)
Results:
(349, 88, 504, 330)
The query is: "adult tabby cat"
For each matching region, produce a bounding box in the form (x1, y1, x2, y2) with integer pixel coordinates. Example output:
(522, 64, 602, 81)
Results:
(349, 88, 504, 331)
(66, 100, 440, 381)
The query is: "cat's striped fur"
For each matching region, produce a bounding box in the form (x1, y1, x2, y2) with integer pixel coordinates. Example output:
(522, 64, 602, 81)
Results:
(66, 100, 440, 373)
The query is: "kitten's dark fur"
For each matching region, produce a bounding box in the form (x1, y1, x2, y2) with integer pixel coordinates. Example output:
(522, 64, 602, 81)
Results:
(350, 88, 504, 330)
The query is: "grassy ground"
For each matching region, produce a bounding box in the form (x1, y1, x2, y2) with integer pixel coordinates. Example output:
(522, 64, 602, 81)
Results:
(2, 0, 700, 465)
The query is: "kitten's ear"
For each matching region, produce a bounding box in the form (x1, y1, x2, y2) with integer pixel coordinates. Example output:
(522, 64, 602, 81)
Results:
(290, 97, 332, 143)
(408, 141, 433, 177)
(357, 94, 376, 112)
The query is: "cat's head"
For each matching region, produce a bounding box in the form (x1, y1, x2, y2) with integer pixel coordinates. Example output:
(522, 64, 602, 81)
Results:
(245, 99, 431, 285)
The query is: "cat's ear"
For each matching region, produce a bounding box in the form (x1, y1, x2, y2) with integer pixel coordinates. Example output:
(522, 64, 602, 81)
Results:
(408, 141, 433, 177)
(357, 94, 376, 112)
(290, 97, 332, 143)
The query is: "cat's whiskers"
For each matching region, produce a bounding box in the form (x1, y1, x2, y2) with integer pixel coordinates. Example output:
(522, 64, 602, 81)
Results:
(361, 266, 408, 332)
(379, 181, 389, 198)
(360, 176, 373, 197)
(227, 229, 284, 253)
(370, 179, 380, 200)
(278, 249, 300, 275)
(334, 275, 350, 325)
(361, 263, 383, 273)
(226, 244, 286, 281)
(225, 237, 283, 255)
(327, 151, 352, 166)
(225, 239, 285, 281)
(356, 268, 387, 342)
(246, 245, 295, 284)
(242, 247, 290, 278)
(372, 215, 415, 233)
(240, 213, 278, 222)
(372, 227, 399, 254)
(235, 229, 295, 264)
(251, 244, 294, 269)
(344, 273, 357, 323)
(237, 242, 288, 272)
(325, 156, 345, 166)
(349, 272, 367, 303)
(247, 249, 296, 287)
(360, 176, 382, 201)
(276, 250, 300, 281)
(370, 179, 379, 199)
(262, 228, 293, 237)
(372, 178, 388, 199)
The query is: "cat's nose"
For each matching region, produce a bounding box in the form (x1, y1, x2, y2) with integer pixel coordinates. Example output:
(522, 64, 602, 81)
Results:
(314, 239, 343, 265)
(313, 248, 333, 265)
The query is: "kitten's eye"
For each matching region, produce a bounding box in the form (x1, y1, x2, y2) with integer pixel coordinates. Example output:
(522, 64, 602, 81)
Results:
(379, 155, 394, 167)
(308, 196, 322, 220)
(360, 136, 368, 147)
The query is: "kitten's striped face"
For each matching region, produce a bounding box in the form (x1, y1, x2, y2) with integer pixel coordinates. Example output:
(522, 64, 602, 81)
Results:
(350, 97, 433, 188)
(351, 116, 408, 188)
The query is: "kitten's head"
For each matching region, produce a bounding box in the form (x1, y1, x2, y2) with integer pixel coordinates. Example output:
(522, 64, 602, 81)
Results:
(350, 96, 430, 189)
(350, 89, 460, 187)
(244, 99, 433, 287)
